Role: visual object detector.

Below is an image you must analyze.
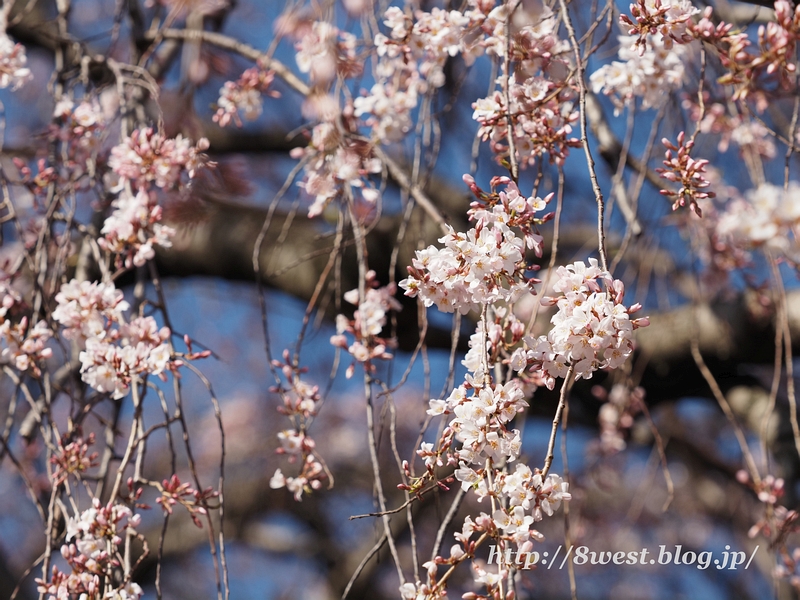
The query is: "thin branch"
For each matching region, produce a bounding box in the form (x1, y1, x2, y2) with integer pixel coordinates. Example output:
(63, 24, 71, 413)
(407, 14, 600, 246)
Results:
(542, 366, 574, 479)
(145, 28, 310, 96)
(559, 0, 608, 271)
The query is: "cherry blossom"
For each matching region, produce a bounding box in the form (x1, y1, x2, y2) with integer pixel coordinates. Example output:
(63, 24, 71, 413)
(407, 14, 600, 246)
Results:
(620, 0, 699, 54)
(53, 279, 177, 397)
(51, 97, 107, 172)
(79, 324, 171, 399)
(269, 350, 328, 501)
(0, 15, 31, 90)
(400, 174, 550, 314)
(109, 128, 210, 190)
(214, 67, 280, 127)
(99, 187, 176, 269)
(0, 317, 52, 376)
(52, 279, 130, 345)
(294, 22, 361, 85)
(291, 116, 382, 217)
(473, 74, 580, 167)
(331, 270, 401, 377)
(519, 260, 649, 390)
(715, 182, 800, 263)
(37, 499, 144, 600)
(590, 34, 688, 114)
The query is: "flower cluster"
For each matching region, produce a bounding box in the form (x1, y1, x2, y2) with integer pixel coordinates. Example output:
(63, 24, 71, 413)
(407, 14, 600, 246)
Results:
(420, 377, 572, 594)
(79, 316, 172, 399)
(479, 2, 567, 66)
(461, 312, 524, 375)
(213, 67, 280, 128)
(656, 131, 715, 216)
(330, 270, 401, 377)
(0, 317, 52, 376)
(400, 175, 550, 314)
(355, 5, 484, 143)
(291, 116, 382, 217)
(0, 16, 31, 90)
(593, 383, 645, 455)
(295, 21, 361, 85)
(468, 4, 577, 167)
(429, 379, 527, 471)
(270, 456, 326, 501)
(37, 499, 143, 600)
(108, 128, 210, 190)
(620, 0, 698, 54)
(715, 182, 800, 264)
(271, 349, 322, 419)
(269, 351, 327, 501)
(688, 1, 800, 103)
(377, 6, 480, 86)
(473, 75, 580, 167)
(52, 279, 130, 345)
(0, 271, 51, 375)
(53, 279, 175, 398)
(51, 97, 107, 174)
(353, 57, 422, 142)
(516, 260, 648, 390)
(590, 34, 688, 113)
(99, 187, 176, 269)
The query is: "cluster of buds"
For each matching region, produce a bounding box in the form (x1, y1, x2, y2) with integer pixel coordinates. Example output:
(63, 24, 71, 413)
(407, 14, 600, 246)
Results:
(12, 158, 59, 206)
(51, 431, 99, 486)
(330, 270, 401, 378)
(620, 0, 698, 54)
(734, 469, 800, 589)
(213, 67, 280, 128)
(156, 474, 218, 528)
(688, 2, 800, 102)
(657, 131, 715, 216)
